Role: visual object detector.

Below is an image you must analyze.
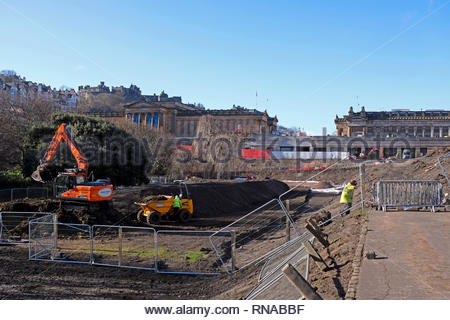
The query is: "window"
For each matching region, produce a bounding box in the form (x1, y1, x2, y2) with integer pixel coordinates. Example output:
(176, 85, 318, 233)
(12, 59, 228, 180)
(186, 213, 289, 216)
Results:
(146, 115, 152, 126)
(133, 114, 139, 125)
(153, 114, 159, 128)
(280, 146, 294, 152)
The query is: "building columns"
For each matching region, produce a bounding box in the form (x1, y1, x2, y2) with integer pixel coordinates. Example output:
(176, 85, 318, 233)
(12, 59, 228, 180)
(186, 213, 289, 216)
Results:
(439, 127, 443, 138)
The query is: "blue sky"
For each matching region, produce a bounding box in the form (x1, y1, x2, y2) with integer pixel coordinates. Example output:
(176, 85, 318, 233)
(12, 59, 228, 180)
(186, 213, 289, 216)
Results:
(1, 0, 449, 134)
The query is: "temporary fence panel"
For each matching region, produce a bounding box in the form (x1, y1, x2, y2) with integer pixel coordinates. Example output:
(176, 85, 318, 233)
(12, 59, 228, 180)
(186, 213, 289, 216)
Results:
(0, 187, 48, 202)
(210, 199, 298, 273)
(92, 225, 156, 271)
(29, 222, 91, 264)
(156, 230, 232, 275)
(438, 153, 450, 186)
(0, 211, 54, 245)
(258, 231, 313, 282)
(29, 214, 57, 260)
(246, 250, 309, 300)
(376, 180, 443, 209)
(147, 176, 170, 184)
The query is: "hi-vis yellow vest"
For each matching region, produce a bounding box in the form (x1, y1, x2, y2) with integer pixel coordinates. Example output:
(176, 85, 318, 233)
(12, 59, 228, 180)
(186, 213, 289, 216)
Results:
(340, 183, 355, 204)
(173, 197, 182, 208)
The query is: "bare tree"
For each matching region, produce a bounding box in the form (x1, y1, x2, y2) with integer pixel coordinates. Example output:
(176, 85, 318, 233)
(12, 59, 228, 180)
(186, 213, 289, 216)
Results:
(0, 91, 57, 169)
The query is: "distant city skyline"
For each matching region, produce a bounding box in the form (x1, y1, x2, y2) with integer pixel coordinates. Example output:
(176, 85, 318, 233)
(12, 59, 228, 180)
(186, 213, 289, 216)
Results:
(1, 0, 450, 134)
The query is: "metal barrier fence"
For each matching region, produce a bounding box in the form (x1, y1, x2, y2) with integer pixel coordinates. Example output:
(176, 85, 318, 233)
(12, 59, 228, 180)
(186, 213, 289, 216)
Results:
(376, 180, 443, 210)
(28, 214, 56, 260)
(258, 231, 313, 282)
(210, 198, 298, 273)
(27, 219, 233, 275)
(0, 211, 54, 245)
(147, 176, 170, 184)
(0, 187, 49, 202)
(246, 239, 311, 300)
(92, 225, 156, 271)
(157, 230, 232, 275)
(438, 152, 450, 186)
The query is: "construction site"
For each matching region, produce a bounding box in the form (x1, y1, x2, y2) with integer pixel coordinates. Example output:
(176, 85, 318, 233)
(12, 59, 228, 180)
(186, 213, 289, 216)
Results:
(1, 122, 449, 300)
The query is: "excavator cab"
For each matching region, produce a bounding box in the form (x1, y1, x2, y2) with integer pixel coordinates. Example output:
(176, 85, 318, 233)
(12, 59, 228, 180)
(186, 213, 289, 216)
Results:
(54, 173, 85, 197)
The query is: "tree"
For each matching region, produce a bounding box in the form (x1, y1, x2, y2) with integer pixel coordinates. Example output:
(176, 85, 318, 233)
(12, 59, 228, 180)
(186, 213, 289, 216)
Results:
(0, 91, 57, 170)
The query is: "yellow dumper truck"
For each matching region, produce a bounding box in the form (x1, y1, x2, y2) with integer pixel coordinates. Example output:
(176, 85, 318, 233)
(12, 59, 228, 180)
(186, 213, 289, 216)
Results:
(135, 180, 193, 225)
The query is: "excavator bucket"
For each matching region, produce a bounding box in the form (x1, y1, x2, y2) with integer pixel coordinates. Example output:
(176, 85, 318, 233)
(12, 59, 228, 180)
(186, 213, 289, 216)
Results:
(31, 169, 44, 182)
(31, 167, 51, 183)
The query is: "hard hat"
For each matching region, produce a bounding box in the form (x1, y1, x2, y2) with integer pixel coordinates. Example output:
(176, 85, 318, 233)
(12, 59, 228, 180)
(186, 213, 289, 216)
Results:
(179, 193, 183, 198)
(350, 179, 357, 185)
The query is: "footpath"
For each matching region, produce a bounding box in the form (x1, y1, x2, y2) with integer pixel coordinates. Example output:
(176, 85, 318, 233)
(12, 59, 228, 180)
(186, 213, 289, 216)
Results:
(357, 211, 450, 299)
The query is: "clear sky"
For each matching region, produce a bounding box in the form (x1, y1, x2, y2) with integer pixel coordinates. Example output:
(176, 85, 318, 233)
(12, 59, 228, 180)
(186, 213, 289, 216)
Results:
(1, 0, 449, 134)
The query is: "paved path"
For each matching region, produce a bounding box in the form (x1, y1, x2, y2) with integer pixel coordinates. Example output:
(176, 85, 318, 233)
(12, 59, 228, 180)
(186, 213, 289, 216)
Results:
(357, 211, 450, 299)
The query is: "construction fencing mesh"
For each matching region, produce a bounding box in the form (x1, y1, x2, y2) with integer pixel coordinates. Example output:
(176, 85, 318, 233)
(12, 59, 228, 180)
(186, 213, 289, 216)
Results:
(0, 187, 49, 202)
(246, 237, 312, 300)
(25, 217, 233, 275)
(210, 198, 298, 273)
(376, 180, 443, 209)
(0, 211, 54, 245)
(92, 225, 156, 270)
(28, 214, 56, 260)
(157, 230, 231, 274)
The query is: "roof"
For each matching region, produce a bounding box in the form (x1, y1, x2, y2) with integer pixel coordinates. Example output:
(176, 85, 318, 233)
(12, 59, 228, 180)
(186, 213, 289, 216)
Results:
(336, 108, 450, 122)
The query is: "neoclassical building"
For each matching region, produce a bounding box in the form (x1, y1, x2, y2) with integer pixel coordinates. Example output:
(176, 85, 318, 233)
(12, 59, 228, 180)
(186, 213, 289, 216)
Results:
(123, 99, 278, 137)
(335, 106, 450, 138)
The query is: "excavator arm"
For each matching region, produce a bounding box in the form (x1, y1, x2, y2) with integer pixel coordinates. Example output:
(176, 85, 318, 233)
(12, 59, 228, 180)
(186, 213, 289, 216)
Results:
(32, 123, 89, 182)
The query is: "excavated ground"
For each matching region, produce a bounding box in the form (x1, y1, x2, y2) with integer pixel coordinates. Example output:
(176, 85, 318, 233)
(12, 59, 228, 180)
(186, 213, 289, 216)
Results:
(1, 151, 449, 299)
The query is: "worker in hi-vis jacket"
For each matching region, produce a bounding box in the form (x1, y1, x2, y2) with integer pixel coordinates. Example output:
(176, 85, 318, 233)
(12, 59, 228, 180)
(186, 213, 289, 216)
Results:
(340, 179, 357, 215)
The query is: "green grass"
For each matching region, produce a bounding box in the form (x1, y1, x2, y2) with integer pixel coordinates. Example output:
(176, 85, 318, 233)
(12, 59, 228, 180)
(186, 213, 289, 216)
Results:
(76, 245, 209, 262)
(184, 250, 209, 262)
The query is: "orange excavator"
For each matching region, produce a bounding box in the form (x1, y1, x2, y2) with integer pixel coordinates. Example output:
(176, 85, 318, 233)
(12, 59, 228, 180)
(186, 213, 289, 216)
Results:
(32, 123, 113, 205)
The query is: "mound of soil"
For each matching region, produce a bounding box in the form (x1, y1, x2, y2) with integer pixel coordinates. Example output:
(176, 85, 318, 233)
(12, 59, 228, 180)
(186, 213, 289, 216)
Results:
(0, 199, 123, 226)
(133, 179, 303, 218)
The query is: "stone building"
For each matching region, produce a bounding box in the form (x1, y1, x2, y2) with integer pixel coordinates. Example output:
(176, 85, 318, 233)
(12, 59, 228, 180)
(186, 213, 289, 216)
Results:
(122, 95, 278, 137)
(0, 72, 76, 111)
(335, 106, 450, 138)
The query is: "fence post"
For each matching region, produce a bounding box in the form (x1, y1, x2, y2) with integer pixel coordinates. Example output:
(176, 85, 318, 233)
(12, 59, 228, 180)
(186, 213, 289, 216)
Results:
(26, 187, 29, 198)
(359, 164, 365, 212)
(118, 227, 123, 267)
(89, 226, 94, 264)
(231, 231, 237, 272)
(282, 263, 322, 300)
(305, 223, 329, 248)
(302, 240, 328, 271)
(10, 189, 13, 201)
(52, 214, 58, 260)
(285, 200, 291, 242)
